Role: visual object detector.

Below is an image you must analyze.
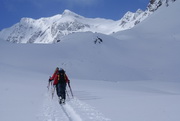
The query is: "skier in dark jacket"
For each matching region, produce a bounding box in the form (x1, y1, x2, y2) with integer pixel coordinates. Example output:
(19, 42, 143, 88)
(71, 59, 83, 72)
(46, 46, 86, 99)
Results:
(49, 67, 70, 104)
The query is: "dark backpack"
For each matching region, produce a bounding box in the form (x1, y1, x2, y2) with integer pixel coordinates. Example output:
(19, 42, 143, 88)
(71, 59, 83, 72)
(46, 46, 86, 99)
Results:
(58, 70, 66, 83)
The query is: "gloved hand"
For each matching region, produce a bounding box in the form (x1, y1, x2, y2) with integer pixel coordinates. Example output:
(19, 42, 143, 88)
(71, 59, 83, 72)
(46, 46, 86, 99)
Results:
(49, 76, 52, 81)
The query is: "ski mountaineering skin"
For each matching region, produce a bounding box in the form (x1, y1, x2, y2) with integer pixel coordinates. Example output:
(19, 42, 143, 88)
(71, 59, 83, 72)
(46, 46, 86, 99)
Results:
(48, 67, 73, 104)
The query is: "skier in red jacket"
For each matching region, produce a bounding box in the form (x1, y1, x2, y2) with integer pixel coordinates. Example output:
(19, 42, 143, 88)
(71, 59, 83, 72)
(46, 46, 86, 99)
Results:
(49, 67, 70, 104)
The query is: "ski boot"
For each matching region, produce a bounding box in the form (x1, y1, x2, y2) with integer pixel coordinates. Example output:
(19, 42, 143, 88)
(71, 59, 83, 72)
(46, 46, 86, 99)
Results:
(58, 97, 62, 104)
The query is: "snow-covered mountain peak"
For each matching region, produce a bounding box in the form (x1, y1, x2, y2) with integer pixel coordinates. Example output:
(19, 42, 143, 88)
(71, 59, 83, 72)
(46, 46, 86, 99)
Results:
(135, 9, 144, 15)
(123, 11, 134, 21)
(63, 9, 74, 14)
(63, 9, 77, 16)
(0, 1, 177, 43)
(20, 17, 34, 24)
(121, 9, 144, 22)
(61, 9, 84, 20)
(147, 0, 176, 12)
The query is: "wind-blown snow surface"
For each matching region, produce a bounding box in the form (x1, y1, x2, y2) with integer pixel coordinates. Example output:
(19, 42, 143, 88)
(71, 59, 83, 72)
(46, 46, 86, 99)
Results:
(1, 1, 180, 121)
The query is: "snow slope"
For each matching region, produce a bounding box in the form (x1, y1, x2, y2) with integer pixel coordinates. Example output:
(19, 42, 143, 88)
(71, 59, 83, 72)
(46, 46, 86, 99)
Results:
(1, 0, 180, 121)
(112, 0, 180, 81)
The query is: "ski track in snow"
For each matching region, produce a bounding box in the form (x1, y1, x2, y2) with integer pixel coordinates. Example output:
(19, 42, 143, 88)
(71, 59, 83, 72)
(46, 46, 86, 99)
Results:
(38, 90, 69, 121)
(38, 89, 111, 121)
(67, 97, 111, 121)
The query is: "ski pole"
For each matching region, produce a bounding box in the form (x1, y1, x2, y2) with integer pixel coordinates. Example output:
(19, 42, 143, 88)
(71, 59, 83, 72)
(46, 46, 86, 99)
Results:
(66, 89, 70, 100)
(68, 82, 74, 98)
(50, 81, 52, 89)
(47, 81, 50, 91)
(52, 86, 55, 99)
(47, 83, 50, 91)
(47, 76, 51, 91)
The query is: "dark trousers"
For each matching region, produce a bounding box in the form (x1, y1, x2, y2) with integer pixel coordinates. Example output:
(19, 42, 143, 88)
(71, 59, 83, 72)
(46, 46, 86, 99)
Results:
(56, 83, 66, 99)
